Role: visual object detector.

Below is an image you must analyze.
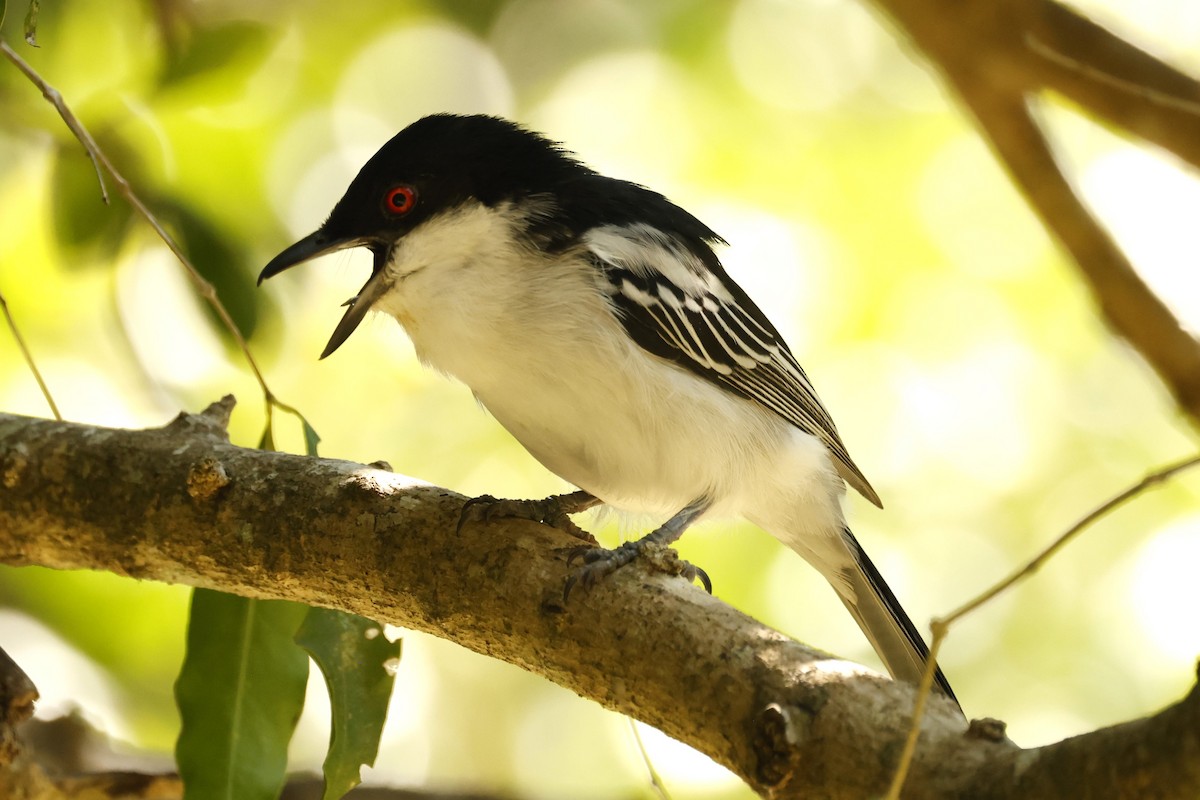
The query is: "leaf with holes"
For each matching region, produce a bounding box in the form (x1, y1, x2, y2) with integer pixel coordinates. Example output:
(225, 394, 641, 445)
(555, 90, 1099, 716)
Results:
(23, 0, 38, 45)
(296, 608, 400, 800)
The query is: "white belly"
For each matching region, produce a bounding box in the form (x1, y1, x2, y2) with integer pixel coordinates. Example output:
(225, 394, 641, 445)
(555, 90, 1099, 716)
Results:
(366, 200, 834, 519)
(473, 333, 787, 516)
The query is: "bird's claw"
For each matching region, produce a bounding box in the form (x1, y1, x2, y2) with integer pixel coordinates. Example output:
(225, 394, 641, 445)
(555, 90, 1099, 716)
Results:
(676, 561, 712, 594)
(457, 492, 599, 543)
(456, 494, 501, 535)
(563, 541, 712, 601)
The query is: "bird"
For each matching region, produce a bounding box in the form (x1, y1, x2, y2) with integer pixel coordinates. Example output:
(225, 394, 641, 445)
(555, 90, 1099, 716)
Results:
(259, 113, 958, 705)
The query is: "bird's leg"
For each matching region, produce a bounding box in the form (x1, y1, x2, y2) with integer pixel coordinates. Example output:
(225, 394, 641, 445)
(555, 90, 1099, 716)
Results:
(458, 489, 601, 543)
(564, 498, 712, 600)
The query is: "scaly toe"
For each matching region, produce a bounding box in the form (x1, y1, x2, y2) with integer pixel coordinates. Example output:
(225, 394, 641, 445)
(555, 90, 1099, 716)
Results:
(562, 557, 621, 602)
(546, 513, 599, 544)
(456, 494, 500, 534)
(457, 493, 600, 542)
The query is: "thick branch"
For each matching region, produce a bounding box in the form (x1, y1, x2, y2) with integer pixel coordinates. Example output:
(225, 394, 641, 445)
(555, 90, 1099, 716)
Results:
(0, 401, 1196, 797)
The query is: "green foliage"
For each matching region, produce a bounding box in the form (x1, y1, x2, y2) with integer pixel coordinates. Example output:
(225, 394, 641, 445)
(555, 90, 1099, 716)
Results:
(296, 609, 400, 800)
(160, 21, 271, 87)
(165, 198, 261, 340)
(302, 416, 321, 458)
(50, 141, 131, 259)
(175, 590, 309, 800)
(3, 1, 1198, 797)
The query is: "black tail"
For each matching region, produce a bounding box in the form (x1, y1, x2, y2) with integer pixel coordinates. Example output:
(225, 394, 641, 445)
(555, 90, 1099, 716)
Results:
(839, 529, 960, 709)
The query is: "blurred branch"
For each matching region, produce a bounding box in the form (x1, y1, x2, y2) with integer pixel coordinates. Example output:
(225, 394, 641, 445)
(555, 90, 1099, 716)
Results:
(870, 0, 1200, 423)
(8, 714, 505, 799)
(2, 401, 1199, 798)
(0, 645, 37, 767)
(0, 289, 61, 421)
(0, 40, 107, 200)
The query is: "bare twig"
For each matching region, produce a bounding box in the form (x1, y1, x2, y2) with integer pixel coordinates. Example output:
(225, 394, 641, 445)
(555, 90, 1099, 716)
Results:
(0, 289, 61, 421)
(0, 42, 106, 201)
(888, 452, 1200, 796)
(0, 38, 305, 436)
(627, 719, 673, 800)
(942, 452, 1200, 626)
(882, 632, 945, 800)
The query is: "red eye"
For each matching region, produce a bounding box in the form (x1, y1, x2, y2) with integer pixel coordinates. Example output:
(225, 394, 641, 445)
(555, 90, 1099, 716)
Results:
(385, 185, 417, 215)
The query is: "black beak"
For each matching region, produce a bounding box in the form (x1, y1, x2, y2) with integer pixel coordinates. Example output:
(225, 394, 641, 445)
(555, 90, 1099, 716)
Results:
(259, 230, 392, 359)
(258, 230, 353, 284)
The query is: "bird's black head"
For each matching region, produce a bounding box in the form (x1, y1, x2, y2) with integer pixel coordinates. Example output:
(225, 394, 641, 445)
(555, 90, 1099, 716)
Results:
(321, 114, 592, 243)
(258, 114, 591, 357)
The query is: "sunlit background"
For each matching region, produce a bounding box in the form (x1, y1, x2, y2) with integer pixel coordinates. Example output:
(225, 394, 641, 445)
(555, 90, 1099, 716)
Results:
(2, 0, 1200, 797)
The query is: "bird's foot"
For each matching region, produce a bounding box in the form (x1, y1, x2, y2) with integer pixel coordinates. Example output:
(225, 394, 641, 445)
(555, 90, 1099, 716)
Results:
(457, 490, 600, 544)
(563, 540, 711, 601)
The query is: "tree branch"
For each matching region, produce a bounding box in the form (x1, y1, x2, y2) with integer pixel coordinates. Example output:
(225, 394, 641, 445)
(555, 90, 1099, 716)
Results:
(0, 400, 1197, 797)
(870, 0, 1200, 423)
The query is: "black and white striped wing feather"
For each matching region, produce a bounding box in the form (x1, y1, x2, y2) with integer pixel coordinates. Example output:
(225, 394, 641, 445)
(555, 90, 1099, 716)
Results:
(585, 223, 881, 508)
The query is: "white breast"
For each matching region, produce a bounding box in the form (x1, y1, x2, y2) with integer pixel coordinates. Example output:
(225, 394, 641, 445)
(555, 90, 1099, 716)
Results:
(370, 201, 834, 519)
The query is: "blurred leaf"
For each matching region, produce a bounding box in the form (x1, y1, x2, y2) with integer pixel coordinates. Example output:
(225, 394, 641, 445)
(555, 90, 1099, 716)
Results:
(296, 608, 399, 800)
(175, 590, 308, 800)
(301, 417, 321, 457)
(50, 143, 132, 260)
(23, 0, 38, 46)
(437, 2, 505, 35)
(165, 200, 261, 341)
(162, 21, 269, 86)
(1, 0, 7, 33)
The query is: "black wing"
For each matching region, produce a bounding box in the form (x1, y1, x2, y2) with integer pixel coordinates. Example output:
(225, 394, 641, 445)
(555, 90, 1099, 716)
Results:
(584, 220, 881, 508)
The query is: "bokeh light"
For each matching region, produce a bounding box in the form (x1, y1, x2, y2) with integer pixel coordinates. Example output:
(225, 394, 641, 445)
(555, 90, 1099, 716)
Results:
(1, 0, 1198, 797)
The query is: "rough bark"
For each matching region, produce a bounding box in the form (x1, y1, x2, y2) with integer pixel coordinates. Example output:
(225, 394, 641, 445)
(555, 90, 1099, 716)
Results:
(0, 399, 1196, 798)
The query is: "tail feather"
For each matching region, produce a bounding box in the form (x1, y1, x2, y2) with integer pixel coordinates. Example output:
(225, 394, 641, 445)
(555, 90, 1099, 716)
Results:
(837, 529, 959, 708)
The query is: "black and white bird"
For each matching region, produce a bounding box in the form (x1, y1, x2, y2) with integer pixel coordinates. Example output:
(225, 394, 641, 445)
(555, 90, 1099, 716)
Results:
(259, 113, 958, 704)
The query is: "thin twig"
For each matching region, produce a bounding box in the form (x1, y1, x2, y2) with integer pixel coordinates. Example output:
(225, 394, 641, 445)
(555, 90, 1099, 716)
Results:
(887, 453, 1200, 796)
(626, 718, 673, 800)
(941, 452, 1200, 626)
(0, 41, 107, 203)
(0, 289, 61, 421)
(882, 631, 945, 800)
(0, 37, 301, 436)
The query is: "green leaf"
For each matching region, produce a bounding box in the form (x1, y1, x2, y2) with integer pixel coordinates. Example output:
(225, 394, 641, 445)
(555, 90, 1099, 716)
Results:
(175, 590, 309, 800)
(23, 0, 38, 46)
(296, 608, 400, 800)
(165, 200, 261, 341)
(300, 416, 321, 457)
(161, 21, 271, 86)
(50, 142, 133, 258)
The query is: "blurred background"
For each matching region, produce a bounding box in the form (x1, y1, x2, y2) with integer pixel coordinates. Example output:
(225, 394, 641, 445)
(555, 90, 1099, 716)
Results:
(2, 0, 1199, 797)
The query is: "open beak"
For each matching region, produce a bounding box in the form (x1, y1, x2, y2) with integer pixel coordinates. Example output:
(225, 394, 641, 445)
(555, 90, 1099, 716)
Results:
(259, 231, 393, 359)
